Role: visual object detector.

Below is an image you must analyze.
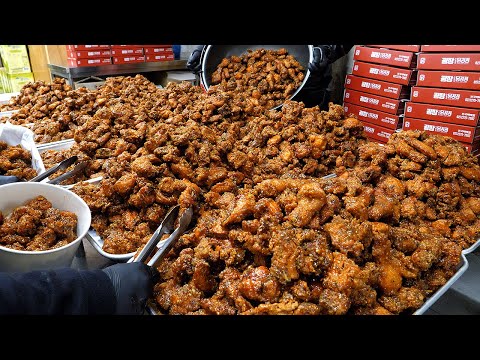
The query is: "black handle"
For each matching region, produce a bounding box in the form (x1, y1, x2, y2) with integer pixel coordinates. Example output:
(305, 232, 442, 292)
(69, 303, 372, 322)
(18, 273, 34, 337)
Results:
(0, 175, 21, 186)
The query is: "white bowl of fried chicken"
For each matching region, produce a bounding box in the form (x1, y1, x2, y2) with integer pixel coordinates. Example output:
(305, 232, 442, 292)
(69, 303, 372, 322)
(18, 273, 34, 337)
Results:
(0, 182, 91, 272)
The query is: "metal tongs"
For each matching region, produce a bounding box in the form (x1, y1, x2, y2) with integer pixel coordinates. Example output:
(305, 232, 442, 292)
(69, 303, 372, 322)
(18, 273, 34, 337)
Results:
(128, 205, 193, 267)
(0, 155, 88, 185)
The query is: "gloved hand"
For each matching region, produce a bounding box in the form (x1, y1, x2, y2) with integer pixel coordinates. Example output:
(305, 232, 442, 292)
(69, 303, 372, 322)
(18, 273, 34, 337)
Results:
(102, 262, 160, 315)
(186, 45, 204, 73)
(308, 46, 330, 75)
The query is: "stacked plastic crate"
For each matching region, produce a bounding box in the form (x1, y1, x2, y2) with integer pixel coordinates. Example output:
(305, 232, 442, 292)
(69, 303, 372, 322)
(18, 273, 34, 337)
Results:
(343, 45, 419, 144)
(403, 45, 480, 156)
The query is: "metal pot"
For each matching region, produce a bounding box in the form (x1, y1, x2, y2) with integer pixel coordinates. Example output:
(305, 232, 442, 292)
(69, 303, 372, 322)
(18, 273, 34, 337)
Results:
(200, 45, 313, 110)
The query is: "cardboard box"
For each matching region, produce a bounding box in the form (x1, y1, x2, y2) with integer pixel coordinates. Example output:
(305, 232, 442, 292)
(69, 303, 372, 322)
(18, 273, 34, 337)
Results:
(345, 74, 410, 99)
(0, 68, 10, 93)
(67, 57, 112, 67)
(410, 86, 480, 109)
(112, 56, 145, 64)
(351, 61, 417, 86)
(6, 72, 34, 92)
(67, 45, 110, 51)
(417, 53, 480, 71)
(421, 45, 480, 52)
(344, 102, 402, 130)
(343, 89, 405, 115)
(145, 53, 175, 62)
(143, 47, 173, 54)
(111, 47, 144, 56)
(403, 117, 480, 144)
(353, 45, 417, 69)
(66, 49, 112, 59)
(0, 45, 31, 74)
(464, 142, 480, 154)
(404, 101, 480, 127)
(416, 70, 480, 90)
(110, 45, 144, 48)
(368, 45, 421, 52)
(362, 121, 396, 143)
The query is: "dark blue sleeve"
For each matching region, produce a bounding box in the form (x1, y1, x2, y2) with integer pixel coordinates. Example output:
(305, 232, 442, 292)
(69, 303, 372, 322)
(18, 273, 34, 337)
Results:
(0, 268, 116, 315)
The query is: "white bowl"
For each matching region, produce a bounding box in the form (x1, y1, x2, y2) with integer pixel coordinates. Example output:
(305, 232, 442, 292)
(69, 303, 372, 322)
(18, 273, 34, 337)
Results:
(0, 182, 91, 272)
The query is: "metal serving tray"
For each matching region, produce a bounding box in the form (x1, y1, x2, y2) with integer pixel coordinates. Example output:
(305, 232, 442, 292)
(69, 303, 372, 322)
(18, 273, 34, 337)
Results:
(84, 229, 135, 262)
(37, 139, 76, 152)
(414, 237, 480, 315)
(146, 239, 480, 316)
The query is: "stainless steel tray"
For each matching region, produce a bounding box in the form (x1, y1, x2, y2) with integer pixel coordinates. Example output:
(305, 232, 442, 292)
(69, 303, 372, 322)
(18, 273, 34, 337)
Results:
(37, 139, 76, 152)
(0, 109, 19, 118)
(414, 237, 480, 315)
(146, 237, 480, 316)
(84, 229, 135, 262)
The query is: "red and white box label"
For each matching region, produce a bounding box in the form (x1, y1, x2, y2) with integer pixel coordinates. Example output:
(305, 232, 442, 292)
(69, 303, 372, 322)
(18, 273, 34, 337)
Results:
(66, 49, 111, 59)
(67, 45, 110, 51)
(145, 53, 175, 62)
(143, 47, 173, 54)
(345, 74, 409, 99)
(403, 117, 480, 144)
(368, 45, 421, 52)
(111, 47, 144, 56)
(353, 45, 417, 68)
(67, 57, 112, 67)
(410, 86, 480, 109)
(416, 70, 480, 91)
(112, 56, 145, 64)
(362, 121, 396, 143)
(417, 53, 480, 71)
(404, 101, 480, 127)
(351, 61, 416, 86)
(343, 89, 405, 115)
(344, 102, 402, 130)
(420, 45, 480, 52)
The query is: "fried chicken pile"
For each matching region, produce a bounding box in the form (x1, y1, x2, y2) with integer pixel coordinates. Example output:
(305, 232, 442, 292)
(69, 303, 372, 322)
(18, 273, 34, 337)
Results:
(210, 48, 305, 110)
(0, 78, 97, 143)
(5, 52, 479, 315)
(0, 195, 77, 251)
(153, 131, 480, 315)
(0, 141, 37, 180)
(70, 82, 362, 255)
(228, 100, 367, 184)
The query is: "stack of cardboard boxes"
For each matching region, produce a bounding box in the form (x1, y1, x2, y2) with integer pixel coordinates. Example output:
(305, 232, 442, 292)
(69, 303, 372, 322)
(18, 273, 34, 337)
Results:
(66, 45, 112, 67)
(0, 45, 35, 93)
(403, 45, 480, 156)
(343, 45, 420, 144)
(66, 45, 174, 67)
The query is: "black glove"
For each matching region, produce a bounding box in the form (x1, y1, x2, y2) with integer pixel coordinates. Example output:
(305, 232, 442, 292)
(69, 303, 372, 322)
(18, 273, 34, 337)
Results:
(102, 262, 160, 315)
(308, 46, 330, 75)
(186, 45, 204, 73)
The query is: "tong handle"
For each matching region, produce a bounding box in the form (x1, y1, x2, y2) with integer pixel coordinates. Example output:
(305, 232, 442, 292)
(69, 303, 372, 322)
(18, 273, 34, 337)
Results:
(129, 206, 193, 267)
(147, 207, 193, 267)
(47, 161, 88, 185)
(146, 227, 181, 267)
(29, 155, 78, 183)
(133, 222, 170, 264)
